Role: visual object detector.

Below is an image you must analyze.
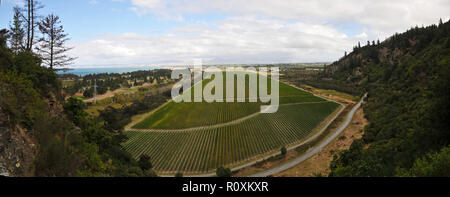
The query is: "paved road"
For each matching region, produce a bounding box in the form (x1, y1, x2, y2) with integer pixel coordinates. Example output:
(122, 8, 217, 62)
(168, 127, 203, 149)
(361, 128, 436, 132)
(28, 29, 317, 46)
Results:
(249, 93, 367, 177)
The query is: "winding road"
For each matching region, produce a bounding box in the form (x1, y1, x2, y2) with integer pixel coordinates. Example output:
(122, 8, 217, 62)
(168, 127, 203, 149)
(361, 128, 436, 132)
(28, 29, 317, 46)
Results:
(248, 93, 367, 177)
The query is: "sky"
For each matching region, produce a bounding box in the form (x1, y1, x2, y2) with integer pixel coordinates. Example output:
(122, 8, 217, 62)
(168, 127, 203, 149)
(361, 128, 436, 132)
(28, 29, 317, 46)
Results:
(1, 0, 449, 68)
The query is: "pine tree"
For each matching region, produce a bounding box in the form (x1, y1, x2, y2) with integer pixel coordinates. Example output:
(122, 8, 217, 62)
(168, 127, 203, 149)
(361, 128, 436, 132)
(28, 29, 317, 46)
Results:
(36, 14, 76, 69)
(358, 41, 361, 48)
(9, 7, 25, 54)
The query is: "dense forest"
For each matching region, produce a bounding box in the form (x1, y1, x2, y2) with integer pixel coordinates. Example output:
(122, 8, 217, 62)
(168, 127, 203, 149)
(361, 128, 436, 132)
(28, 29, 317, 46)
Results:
(325, 19, 450, 176)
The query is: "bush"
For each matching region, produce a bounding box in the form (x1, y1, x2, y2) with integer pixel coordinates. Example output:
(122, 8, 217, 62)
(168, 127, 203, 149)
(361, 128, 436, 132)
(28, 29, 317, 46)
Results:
(407, 146, 450, 177)
(175, 172, 183, 177)
(138, 154, 153, 171)
(281, 147, 287, 156)
(14, 51, 61, 97)
(63, 97, 88, 127)
(216, 167, 232, 177)
(0, 71, 47, 128)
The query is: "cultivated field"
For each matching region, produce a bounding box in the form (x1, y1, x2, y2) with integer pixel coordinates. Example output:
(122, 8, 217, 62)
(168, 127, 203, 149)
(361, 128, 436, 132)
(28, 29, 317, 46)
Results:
(133, 74, 325, 129)
(122, 72, 340, 174)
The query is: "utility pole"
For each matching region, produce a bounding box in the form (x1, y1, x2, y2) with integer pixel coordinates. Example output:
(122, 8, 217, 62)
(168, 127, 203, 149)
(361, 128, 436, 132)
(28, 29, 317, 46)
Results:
(93, 79, 98, 104)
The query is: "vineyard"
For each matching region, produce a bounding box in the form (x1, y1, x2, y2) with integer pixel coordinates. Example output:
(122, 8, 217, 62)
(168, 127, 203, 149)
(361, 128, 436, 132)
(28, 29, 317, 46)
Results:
(124, 102, 339, 173)
(132, 73, 326, 129)
(122, 73, 341, 174)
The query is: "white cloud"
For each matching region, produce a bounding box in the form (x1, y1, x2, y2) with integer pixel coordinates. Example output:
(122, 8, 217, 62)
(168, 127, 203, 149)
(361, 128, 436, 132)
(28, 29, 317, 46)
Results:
(70, 0, 450, 66)
(355, 32, 368, 39)
(129, 0, 450, 39)
(71, 17, 359, 66)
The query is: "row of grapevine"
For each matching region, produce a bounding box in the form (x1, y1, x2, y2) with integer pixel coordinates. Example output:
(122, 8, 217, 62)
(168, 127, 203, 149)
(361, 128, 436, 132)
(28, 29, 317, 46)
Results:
(133, 75, 325, 130)
(122, 102, 339, 173)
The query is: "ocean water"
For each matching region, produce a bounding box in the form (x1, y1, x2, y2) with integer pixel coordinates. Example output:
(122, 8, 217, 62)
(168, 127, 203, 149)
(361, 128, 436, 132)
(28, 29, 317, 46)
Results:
(57, 66, 161, 76)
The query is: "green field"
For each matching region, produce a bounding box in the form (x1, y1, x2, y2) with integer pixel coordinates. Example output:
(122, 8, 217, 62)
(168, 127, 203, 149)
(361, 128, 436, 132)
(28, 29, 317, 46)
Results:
(123, 72, 340, 173)
(133, 73, 325, 129)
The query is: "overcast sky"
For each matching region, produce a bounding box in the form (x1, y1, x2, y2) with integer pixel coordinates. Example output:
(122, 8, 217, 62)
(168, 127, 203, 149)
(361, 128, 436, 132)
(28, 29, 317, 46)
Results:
(1, 0, 449, 67)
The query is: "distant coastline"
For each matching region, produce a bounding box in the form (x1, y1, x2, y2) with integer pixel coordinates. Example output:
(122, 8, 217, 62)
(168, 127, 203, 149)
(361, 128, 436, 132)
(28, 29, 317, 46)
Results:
(56, 66, 161, 76)
(55, 63, 330, 76)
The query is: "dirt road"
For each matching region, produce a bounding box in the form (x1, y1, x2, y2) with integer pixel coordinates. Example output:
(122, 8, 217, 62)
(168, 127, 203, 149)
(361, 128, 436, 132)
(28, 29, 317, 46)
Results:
(248, 93, 366, 177)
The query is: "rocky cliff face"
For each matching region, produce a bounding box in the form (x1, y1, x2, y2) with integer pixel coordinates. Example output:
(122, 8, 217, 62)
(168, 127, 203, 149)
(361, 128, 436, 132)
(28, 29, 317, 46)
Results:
(0, 109, 36, 177)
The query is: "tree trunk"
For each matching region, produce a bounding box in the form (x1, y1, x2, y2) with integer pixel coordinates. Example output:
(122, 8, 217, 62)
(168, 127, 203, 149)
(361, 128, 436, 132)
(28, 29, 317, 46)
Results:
(26, 0, 31, 50)
(30, 0, 34, 50)
(50, 19, 54, 69)
(50, 38, 54, 69)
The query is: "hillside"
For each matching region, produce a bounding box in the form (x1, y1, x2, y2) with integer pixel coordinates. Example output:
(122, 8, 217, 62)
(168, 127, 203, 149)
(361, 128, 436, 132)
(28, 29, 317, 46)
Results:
(0, 33, 158, 177)
(324, 20, 450, 176)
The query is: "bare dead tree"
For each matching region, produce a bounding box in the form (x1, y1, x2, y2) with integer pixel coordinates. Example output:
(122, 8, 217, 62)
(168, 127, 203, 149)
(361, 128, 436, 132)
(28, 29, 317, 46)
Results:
(20, 0, 44, 51)
(36, 14, 76, 69)
(30, 0, 43, 51)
